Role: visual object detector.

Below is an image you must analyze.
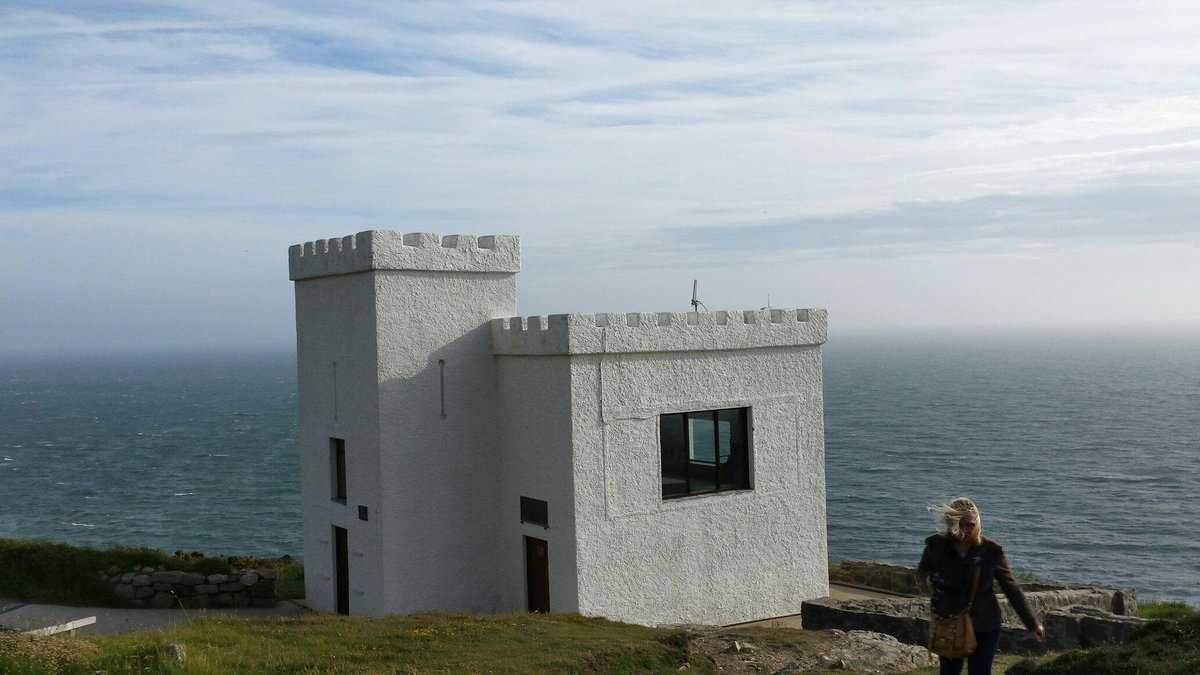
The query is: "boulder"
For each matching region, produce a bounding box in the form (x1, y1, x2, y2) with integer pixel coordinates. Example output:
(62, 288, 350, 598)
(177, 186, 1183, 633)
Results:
(207, 574, 228, 584)
(150, 591, 176, 609)
(114, 584, 135, 600)
(131, 574, 151, 587)
(152, 570, 184, 585)
(240, 572, 259, 586)
(179, 572, 206, 586)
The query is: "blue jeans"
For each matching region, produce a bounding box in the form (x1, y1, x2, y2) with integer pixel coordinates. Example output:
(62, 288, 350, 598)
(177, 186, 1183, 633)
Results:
(939, 628, 1002, 675)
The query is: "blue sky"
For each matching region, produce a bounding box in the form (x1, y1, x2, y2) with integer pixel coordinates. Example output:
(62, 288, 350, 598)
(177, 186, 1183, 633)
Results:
(2, 1, 1198, 355)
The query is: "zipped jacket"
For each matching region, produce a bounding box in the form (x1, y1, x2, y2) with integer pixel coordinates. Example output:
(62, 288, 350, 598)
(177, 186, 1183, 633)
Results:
(917, 533, 1039, 633)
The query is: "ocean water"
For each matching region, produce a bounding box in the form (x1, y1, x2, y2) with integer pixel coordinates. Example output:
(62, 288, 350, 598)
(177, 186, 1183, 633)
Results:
(1, 331, 1197, 603)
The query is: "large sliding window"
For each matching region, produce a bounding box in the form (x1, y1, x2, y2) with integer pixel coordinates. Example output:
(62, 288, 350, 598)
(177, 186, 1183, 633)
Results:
(660, 407, 750, 499)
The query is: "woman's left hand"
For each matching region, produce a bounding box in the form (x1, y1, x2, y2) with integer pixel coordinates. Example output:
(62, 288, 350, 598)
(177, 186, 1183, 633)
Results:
(1032, 624, 1045, 643)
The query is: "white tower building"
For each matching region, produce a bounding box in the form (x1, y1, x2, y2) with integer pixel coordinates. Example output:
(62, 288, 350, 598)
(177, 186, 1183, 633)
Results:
(290, 230, 829, 625)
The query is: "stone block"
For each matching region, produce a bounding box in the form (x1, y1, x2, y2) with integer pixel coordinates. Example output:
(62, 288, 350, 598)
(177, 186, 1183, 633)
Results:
(134, 586, 156, 599)
(240, 572, 259, 586)
(152, 570, 184, 585)
(207, 574, 228, 584)
(179, 572, 206, 586)
(106, 566, 121, 577)
(132, 574, 151, 587)
(114, 584, 135, 600)
(194, 584, 218, 595)
(219, 582, 246, 593)
(152, 582, 172, 591)
(120, 572, 135, 584)
(150, 591, 176, 609)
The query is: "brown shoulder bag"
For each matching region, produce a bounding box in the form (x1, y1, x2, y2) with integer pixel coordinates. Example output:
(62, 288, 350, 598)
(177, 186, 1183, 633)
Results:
(927, 567, 982, 659)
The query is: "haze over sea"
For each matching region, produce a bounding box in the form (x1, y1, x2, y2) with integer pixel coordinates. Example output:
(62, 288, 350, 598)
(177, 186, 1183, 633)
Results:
(2, 330, 1197, 604)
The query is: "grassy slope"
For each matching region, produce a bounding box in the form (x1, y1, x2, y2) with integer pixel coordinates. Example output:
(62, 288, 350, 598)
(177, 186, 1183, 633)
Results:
(0, 612, 704, 674)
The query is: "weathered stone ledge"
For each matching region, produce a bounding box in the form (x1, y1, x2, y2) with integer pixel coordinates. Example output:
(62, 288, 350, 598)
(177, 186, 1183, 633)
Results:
(99, 565, 277, 609)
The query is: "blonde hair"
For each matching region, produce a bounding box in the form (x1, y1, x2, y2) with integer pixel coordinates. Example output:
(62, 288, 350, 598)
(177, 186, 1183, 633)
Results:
(930, 497, 982, 545)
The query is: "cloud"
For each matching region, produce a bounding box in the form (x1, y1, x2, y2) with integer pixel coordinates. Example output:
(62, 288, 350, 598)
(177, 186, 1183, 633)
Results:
(1, 1, 1199, 352)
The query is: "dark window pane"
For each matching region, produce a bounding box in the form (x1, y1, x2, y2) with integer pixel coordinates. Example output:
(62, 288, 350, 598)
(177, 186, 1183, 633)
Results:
(660, 413, 688, 497)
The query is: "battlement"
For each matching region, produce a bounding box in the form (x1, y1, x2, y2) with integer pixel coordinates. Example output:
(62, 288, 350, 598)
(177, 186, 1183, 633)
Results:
(491, 308, 827, 355)
(289, 231, 520, 280)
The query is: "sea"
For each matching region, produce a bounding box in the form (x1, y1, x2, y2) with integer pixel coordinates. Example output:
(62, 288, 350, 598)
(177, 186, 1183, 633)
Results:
(2, 330, 1198, 604)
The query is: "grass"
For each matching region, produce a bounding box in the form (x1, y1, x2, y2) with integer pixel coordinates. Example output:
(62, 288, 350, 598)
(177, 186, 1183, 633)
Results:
(1005, 611, 1200, 675)
(0, 612, 704, 674)
(1138, 599, 1199, 622)
(0, 538, 300, 607)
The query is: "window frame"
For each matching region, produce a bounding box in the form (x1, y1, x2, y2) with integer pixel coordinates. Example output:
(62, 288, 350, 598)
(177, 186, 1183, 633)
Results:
(660, 407, 751, 499)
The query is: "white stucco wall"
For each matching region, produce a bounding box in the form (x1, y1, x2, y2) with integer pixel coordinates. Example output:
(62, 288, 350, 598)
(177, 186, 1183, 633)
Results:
(492, 309, 829, 626)
(493, 355, 580, 613)
(293, 272, 385, 614)
(292, 231, 518, 616)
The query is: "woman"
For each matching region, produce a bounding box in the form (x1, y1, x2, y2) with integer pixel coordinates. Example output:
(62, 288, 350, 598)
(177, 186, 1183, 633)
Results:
(917, 498, 1045, 675)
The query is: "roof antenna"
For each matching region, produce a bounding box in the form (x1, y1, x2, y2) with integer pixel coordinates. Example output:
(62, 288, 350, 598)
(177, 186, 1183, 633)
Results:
(761, 294, 772, 310)
(691, 280, 707, 312)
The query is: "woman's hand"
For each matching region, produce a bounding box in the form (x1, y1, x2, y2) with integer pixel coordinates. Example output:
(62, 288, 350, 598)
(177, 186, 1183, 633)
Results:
(1032, 624, 1045, 643)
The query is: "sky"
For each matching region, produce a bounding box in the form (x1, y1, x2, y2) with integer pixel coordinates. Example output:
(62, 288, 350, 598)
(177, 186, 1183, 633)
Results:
(2, 1, 1198, 356)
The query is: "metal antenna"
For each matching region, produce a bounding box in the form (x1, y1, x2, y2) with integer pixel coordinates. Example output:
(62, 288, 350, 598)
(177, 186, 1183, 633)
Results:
(691, 280, 707, 312)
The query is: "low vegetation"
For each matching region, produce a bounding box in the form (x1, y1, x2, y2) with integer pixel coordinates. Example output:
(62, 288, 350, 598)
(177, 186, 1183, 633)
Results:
(1007, 605, 1200, 675)
(0, 538, 301, 606)
(0, 612, 701, 674)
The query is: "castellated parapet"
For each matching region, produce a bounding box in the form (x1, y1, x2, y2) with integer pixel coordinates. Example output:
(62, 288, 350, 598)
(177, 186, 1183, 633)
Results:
(492, 308, 827, 355)
(289, 230, 520, 280)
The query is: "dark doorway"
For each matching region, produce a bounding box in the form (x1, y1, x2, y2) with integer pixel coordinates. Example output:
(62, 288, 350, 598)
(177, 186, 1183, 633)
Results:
(525, 536, 550, 613)
(334, 526, 349, 615)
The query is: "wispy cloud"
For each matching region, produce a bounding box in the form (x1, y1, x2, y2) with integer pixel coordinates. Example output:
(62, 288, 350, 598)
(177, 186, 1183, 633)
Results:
(1, 1, 1198, 351)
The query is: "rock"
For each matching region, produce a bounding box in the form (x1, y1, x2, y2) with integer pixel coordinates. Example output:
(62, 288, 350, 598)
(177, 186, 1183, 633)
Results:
(114, 584, 135, 600)
(152, 582, 172, 591)
(150, 591, 176, 609)
(179, 572, 206, 586)
(131, 574, 151, 587)
(219, 582, 246, 592)
(240, 572, 259, 586)
(194, 584, 218, 595)
(232, 593, 250, 608)
(106, 566, 121, 577)
(134, 586, 155, 599)
(207, 574, 228, 584)
(211, 593, 234, 608)
(120, 572, 135, 584)
(164, 644, 186, 668)
(152, 570, 184, 585)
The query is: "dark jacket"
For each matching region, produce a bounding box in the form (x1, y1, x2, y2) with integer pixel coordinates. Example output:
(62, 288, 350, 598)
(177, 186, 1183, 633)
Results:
(917, 533, 1039, 633)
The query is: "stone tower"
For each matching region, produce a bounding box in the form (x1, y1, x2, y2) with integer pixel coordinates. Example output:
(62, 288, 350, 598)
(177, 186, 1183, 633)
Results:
(289, 231, 519, 615)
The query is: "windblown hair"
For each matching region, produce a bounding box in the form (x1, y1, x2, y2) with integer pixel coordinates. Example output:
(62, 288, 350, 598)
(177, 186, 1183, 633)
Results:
(930, 497, 983, 545)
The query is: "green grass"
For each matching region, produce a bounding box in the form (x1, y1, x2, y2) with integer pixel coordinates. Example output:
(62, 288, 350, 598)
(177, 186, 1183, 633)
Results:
(1138, 600, 1199, 622)
(0, 538, 299, 607)
(1005, 613, 1200, 675)
(0, 612, 705, 674)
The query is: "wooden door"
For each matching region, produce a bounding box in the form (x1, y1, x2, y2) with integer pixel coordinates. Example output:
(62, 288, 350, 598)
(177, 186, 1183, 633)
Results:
(525, 536, 549, 613)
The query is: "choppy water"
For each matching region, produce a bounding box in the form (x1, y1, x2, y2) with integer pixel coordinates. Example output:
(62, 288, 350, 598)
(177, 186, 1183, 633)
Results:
(2, 331, 1197, 603)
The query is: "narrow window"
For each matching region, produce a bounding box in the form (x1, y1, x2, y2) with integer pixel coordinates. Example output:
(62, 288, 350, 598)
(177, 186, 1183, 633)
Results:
(660, 407, 750, 499)
(330, 438, 347, 503)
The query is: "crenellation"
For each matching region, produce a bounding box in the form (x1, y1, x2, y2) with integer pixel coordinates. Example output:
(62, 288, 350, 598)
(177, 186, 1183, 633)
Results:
(492, 308, 827, 356)
(290, 230, 520, 280)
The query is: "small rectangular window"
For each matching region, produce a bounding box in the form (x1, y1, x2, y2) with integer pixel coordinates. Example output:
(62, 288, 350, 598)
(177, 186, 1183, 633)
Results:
(661, 407, 750, 499)
(520, 496, 549, 528)
(330, 438, 347, 503)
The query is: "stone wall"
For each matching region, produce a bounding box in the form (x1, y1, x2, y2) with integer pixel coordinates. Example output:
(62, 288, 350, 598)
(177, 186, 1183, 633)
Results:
(802, 587, 1140, 654)
(100, 565, 277, 609)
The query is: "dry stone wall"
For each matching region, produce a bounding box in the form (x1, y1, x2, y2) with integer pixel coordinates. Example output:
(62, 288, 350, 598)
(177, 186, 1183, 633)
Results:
(100, 565, 277, 609)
